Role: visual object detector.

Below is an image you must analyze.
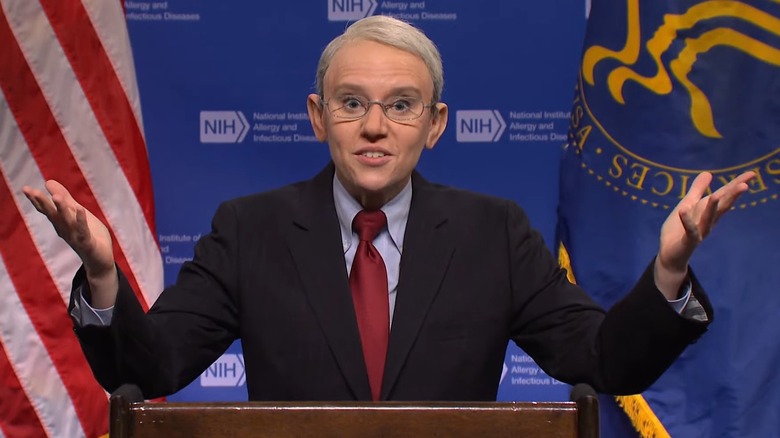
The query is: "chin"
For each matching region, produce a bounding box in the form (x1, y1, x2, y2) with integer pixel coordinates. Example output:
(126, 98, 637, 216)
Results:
(348, 169, 390, 189)
(355, 179, 393, 195)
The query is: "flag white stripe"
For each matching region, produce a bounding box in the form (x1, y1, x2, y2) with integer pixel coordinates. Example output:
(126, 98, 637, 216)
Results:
(3, 0, 163, 305)
(80, 0, 146, 137)
(0, 92, 82, 306)
(0, 249, 85, 438)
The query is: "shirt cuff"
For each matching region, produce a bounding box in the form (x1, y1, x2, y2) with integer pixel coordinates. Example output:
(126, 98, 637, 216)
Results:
(70, 285, 115, 327)
(667, 279, 692, 314)
(666, 279, 709, 322)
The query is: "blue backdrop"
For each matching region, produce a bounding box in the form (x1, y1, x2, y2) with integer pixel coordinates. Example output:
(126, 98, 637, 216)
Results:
(128, 0, 594, 408)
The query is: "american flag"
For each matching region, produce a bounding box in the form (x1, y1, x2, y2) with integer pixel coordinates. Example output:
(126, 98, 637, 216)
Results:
(0, 0, 163, 436)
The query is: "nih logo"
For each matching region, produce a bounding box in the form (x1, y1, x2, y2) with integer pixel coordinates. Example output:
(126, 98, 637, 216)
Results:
(200, 353, 246, 387)
(200, 111, 249, 143)
(456, 110, 506, 142)
(328, 0, 377, 21)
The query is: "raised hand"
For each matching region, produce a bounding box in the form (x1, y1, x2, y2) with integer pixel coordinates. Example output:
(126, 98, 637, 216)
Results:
(23, 180, 118, 307)
(654, 171, 755, 299)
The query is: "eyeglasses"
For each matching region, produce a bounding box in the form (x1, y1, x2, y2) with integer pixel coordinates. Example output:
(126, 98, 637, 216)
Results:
(321, 95, 434, 122)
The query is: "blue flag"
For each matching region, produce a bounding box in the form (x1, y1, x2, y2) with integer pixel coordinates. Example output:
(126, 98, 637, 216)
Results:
(558, 1, 780, 436)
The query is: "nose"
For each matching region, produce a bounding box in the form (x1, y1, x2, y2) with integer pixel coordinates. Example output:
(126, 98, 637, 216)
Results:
(360, 102, 389, 139)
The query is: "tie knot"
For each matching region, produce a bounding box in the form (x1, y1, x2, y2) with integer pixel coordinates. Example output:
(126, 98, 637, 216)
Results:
(353, 210, 387, 242)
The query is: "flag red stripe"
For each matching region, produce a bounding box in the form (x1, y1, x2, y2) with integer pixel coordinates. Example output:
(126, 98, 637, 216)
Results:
(0, 6, 150, 313)
(0, 9, 149, 434)
(38, 0, 157, 240)
(0, 177, 107, 437)
(0, 341, 48, 438)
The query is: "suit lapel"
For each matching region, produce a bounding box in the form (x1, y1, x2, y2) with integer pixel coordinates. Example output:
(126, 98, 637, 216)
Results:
(382, 172, 455, 399)
(287, 163, 371, 400)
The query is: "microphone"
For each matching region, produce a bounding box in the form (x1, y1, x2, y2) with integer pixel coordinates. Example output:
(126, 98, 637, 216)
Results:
(111, 383, 144, 403)
(570, 383, 600, 437)
(570, 383, 597, 402)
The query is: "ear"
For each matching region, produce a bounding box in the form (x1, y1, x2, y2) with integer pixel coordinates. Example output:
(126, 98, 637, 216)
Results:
(307, 94, 328, 142)
(424, 103, 448, 150)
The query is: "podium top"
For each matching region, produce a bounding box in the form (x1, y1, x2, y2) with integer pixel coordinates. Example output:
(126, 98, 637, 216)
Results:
(111, 398, 598, 438)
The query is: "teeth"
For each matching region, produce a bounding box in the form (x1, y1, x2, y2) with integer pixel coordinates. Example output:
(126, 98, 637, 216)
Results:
(362, 151, 386, 158)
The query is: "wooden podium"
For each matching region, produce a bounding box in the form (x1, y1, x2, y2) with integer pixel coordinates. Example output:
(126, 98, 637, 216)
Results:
(109, 386, 598, 437)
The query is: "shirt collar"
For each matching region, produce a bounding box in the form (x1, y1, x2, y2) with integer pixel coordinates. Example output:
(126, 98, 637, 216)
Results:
(333, 175, 412, 254)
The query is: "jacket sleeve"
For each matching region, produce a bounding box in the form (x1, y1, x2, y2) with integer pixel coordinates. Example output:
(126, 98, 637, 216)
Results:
(69, 201, 243, 398)
(506, 200, 712, 394)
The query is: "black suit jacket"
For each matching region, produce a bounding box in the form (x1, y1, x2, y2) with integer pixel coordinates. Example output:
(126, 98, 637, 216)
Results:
(72, 163, 712, 400)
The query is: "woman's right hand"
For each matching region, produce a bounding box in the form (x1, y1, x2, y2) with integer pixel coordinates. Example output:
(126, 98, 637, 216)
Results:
(23, 180, 118, 307)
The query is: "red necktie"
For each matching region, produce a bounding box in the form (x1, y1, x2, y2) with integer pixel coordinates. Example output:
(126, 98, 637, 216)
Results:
(350, 210, 390, 401)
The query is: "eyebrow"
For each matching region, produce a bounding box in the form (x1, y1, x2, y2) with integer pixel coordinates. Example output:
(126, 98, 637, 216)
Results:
(332, 84, 423, 98)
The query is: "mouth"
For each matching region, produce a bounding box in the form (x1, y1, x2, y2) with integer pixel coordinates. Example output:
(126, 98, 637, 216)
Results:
(354, 149, 392, 166)
(359, 151, 387, 158)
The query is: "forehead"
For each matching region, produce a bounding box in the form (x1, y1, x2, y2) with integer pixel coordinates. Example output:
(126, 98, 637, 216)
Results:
(324, 40, 434, 97)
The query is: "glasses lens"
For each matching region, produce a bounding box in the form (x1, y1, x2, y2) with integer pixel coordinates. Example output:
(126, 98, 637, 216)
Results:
(385, 97, 423, 121)
(331, 96, 367, 119)
(326, 95, 427, 121)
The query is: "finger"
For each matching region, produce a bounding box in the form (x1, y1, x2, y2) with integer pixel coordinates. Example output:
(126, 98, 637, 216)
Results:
(46, 180, 81, 213)
(683, 172, 714, 205)
(73, 207, 92, 246)
(678, 204, 702, 243)
(714, 172, 754, 213)
(697, 196, 720, 238)
(715, 184, 748, 216)
(44, 179, 73, 200)
(50, 192, 81, 232)
(731, 170, 756, 186)
(706, 172, 753, 223)
(713, 171, 754, 196)
(47, 180, 77, 208)
(22, 186, 58, 217)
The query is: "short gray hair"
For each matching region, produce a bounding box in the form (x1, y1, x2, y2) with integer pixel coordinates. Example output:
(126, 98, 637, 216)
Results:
(316, 15, 444, 103)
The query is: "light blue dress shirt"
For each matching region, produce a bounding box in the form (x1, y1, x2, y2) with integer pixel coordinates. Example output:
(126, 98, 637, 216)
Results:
(333, 176, 411, 327)
(74, 175, 696, 326)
